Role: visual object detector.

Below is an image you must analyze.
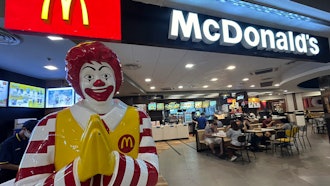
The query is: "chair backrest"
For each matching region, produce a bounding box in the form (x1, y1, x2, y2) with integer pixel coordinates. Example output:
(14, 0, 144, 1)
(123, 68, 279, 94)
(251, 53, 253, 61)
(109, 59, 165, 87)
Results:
(197, 129, 205, 141)
(237, 135, 247, 146)
(285, 126, 298, 138)
(275, 130, 286, 139)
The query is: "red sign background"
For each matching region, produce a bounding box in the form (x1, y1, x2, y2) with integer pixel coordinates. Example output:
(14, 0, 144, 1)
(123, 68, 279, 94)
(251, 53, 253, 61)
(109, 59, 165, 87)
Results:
(5, 0, 121, 40)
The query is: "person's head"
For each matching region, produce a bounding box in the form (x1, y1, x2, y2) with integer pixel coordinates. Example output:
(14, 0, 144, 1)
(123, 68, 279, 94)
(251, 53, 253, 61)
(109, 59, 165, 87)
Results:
(230, 120, 239, 131)
(20, 120, 38, 139)
(65, 41, 123, 102)
(266, 115, 272, 121)
(211, 121, 218, 128)
(201, 113, 205, 117)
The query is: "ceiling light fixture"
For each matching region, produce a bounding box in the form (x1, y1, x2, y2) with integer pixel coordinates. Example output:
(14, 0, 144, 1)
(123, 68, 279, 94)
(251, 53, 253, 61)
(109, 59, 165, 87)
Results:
(178, 85, 183, 89)
(242, 78, 249, 81)
(44, 65, 58, 70)
(47, 36, 64, 41)
(145, 78, 151, 82)
(274, 83, 280, 86)
(203, 85, 209, 88)
(227, 84, 232, 88)
(226, 65, 236, 70)
(150, 86, 155, 90)
(216, 0, 312, 22)
(210, 78, 218, 81)
(250, 85, 255, 87)
(185, 63, 194, 68)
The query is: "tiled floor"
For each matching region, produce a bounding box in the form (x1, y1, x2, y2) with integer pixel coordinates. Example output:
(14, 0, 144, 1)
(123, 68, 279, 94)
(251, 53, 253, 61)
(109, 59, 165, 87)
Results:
(156, 126, 330, 186)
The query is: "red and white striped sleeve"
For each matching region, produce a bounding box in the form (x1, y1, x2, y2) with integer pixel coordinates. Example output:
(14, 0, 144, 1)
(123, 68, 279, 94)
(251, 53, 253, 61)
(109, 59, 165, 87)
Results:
(106, 110, 159, 186)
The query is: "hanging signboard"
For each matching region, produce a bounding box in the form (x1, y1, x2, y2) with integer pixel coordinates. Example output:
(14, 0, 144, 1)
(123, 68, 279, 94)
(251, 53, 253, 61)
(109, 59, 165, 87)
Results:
(5, 0, 121, 40)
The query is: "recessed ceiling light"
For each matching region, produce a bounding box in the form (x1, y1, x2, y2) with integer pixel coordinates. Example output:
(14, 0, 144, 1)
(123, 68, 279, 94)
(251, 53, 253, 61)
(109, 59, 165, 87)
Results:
(227, 84, 232, 88)
(274, 83, 280, 86)
(284, 90, 288, 92)
(44, 65, 58, 70)
(210, 78, 218, 81)
(226, 65, 236, 70)
(242, 78, 249, 81)
(145, 78, 151, 82)
(150, 86, 155, 90)
(178, 85, 183, 89)
(250, 85, 255, 87)
(185, 63, 194, 68)
(203, 85, 208, 88)
(116, 91, 120, 94)
(47, 36, 63, 41)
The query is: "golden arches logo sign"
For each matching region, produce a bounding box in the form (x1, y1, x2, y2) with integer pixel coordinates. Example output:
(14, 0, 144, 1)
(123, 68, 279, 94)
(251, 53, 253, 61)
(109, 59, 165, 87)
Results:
(118, 134, 135, 153)
(4, 0, 122, 40)
(41, 0, 89, 25)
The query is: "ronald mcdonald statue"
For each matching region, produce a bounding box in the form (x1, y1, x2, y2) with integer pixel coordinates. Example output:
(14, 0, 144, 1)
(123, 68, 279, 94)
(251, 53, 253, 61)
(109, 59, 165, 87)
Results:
(15, 42, 159, 185)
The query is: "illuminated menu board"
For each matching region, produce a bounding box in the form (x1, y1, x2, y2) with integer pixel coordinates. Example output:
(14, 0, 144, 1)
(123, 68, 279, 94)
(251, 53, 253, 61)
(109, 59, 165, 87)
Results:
(195, 101, 202, 108)
(148, 102, 157, 111)
(248, 97, 261, 108)
(202, 100, 210, 108)
(210, 100, 216, 107)
(0, 80, 9, 107)
(156, 103, 164, 110)
(180, 101, 194, 110)
(46, 87, 75, 108)
(165, 102, 180, 110)
(8, 82, 45, 108)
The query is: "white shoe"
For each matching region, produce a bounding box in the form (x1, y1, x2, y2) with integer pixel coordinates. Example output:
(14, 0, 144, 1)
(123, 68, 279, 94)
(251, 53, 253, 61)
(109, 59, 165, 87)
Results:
(230, 155, 237, 162)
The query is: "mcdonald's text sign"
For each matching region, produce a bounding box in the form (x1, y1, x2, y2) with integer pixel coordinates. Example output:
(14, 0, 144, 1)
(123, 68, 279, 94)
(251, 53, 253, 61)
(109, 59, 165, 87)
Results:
(4, 0, 121, 40)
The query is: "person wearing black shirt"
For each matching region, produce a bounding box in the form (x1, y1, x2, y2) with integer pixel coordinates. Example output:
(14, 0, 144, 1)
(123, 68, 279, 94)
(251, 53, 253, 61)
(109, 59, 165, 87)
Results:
(0, 120, 38, 184)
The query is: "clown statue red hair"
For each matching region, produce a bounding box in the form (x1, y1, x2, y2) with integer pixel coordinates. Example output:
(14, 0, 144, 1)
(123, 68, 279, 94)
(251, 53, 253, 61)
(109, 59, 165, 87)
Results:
(15, 42, 159, 186)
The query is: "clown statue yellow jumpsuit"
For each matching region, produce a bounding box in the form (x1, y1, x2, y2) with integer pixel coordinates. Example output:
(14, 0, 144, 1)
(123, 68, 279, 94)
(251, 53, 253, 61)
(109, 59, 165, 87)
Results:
(15, 42, 159, 186)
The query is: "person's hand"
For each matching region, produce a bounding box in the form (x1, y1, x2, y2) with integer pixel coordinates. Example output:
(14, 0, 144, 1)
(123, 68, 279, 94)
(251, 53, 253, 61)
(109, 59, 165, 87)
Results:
(77, 115, 116, 181)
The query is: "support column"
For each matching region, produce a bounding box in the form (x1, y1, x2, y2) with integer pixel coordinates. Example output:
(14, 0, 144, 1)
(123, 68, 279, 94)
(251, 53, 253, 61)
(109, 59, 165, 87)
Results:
(285, 94, 295, 112)
(285, 93, 296, 123)
(295, 93, 304, 111)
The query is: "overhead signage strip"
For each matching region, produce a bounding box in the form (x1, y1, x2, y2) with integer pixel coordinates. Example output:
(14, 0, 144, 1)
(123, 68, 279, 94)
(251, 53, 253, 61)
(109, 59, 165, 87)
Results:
(4, 0, 329, 62)
(168, 10, 320, 56)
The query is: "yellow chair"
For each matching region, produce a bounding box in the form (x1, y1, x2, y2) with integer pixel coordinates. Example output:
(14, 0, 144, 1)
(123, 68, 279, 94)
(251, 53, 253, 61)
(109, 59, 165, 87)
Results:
(274, 126, 300, 156)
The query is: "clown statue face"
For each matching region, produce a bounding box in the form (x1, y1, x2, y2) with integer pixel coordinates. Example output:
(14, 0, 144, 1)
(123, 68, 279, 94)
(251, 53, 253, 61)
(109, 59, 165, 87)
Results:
(65, 41, 123, 114)
(79, 61, 116, 113)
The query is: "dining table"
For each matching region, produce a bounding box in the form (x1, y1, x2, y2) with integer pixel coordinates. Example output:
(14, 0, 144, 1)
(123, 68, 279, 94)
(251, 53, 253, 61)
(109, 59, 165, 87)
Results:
(212, 131, 232, 156)
(246, 128, 275, 133)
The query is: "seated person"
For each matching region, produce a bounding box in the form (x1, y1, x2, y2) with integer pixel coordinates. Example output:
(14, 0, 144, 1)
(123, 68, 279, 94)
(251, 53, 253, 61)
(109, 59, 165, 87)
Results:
(226, 121, 243, 162)
(242, 117, 251, 132)
(204, 122, 223, 156)
(279, 118, 293, 130)
(213, 117, 223, 128)
(226, 119, 248, 133)
(262, 115, 276, 128)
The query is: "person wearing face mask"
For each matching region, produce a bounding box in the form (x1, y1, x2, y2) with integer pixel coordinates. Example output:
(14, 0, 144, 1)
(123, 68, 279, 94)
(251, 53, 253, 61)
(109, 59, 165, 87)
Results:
(15, 42, 159, 186)
(0, 119, 38, 184)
